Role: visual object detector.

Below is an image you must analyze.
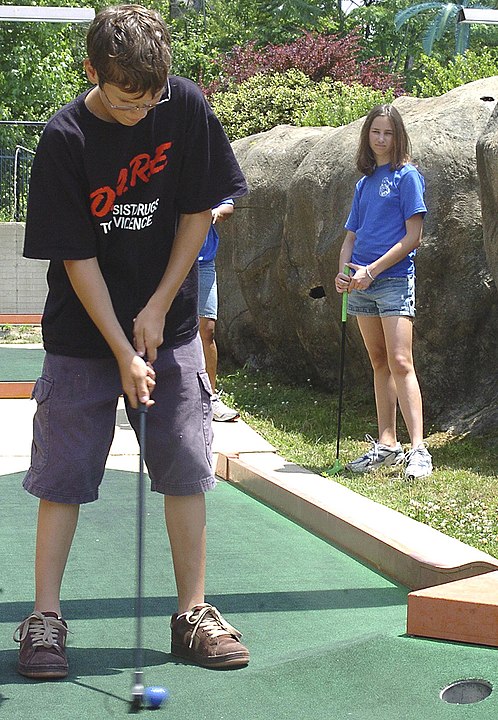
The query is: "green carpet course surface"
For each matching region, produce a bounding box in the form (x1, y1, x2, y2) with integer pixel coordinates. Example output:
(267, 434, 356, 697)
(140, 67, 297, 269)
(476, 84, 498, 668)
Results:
(1, 469, 497, 719)
(0, 346, 44, 382)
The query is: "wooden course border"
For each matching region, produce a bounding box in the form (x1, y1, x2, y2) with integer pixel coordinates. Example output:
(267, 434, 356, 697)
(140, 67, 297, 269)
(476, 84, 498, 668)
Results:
(0, 314, 42, 398)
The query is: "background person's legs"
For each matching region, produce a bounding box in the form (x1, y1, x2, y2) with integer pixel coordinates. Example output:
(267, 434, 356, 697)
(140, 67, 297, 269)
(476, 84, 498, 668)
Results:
(199, 316, 218, 394)
(198, 261, 239, 422)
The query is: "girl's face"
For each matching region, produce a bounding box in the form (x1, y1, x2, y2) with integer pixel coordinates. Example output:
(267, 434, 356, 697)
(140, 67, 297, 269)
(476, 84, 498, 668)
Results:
(368, 115, 394, 166)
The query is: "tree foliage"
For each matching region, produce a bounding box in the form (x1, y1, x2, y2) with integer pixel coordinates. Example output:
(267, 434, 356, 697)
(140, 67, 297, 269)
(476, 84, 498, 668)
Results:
(412, 48, 498, 95)
(394, 1, 472, 56)
(0, 2, 89, 147)
(0, 0, 497, 149)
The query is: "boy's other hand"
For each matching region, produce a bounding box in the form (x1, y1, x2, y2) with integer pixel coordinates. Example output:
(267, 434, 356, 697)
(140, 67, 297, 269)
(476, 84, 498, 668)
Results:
(133, 305, 166, 365)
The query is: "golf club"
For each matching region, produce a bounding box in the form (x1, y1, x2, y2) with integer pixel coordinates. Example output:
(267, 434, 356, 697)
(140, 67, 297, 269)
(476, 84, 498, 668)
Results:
(325, 266, 350, 476)
(130, 402, 147, 712)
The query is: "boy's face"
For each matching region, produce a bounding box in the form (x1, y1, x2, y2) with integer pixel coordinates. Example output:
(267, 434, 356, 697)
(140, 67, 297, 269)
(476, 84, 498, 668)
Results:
(98, 83, 165, 126)
(84, 59, 165, 127)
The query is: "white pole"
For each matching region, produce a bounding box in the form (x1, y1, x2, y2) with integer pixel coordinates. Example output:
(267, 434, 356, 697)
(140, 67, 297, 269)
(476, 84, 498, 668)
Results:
(0, 5, 95, 23)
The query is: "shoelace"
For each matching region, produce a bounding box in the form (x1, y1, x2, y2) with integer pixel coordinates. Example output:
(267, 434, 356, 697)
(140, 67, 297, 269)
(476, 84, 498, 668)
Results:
(185, 605, 241, 649)
(363, 434, 381, 462)
(13, 611, 65, 648)
(405, 444, 429, 465)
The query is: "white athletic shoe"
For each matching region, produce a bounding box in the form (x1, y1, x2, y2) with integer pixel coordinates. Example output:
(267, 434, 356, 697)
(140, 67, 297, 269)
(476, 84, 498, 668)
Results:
(404, 444, 433, 480)
(346, 434, 405, 473)
(211, 394, 240, 422)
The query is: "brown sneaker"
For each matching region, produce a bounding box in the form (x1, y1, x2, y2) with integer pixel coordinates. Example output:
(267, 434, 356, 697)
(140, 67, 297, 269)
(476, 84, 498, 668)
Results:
(170, 603, 249, 668)
(14, 611, 68, 679)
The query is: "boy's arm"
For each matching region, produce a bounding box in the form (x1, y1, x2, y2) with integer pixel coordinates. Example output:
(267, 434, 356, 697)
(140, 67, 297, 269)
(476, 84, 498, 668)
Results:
(133, 209, 212, 363)
(63, 257, 156, 408)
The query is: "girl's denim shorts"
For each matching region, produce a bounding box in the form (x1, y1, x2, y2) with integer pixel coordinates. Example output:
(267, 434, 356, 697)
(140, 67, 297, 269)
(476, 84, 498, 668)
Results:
(198, 259, 218, 320)
(347, 276, 416, 318)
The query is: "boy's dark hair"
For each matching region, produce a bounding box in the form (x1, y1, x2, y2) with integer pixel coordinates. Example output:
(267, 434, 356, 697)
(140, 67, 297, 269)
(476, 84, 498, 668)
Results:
(86, 4, 171, 96)
(356, 104, 411, 176)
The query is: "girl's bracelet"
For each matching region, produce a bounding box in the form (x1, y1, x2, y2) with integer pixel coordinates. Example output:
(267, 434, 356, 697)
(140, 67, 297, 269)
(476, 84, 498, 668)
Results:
(366, 266, 375, 282)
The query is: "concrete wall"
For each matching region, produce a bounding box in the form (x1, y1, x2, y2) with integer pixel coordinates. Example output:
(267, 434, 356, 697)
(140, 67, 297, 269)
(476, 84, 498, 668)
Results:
(0, 222, 48, 313)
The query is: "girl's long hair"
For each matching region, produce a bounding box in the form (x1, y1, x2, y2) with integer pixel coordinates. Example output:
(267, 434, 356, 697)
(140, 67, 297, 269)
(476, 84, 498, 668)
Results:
(356, 105, 411, 176)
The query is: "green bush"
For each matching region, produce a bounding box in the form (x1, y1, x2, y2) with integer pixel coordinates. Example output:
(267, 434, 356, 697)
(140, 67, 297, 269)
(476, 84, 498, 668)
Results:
(413, 49, 498, 97)
(210, 69, 315, 140)
(210, 70, 396, 140)
(297, 81, 395, 127)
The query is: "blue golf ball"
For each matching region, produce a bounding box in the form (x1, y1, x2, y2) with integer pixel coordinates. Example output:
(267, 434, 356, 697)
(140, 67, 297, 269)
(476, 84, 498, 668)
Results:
(144, 686, 169, 709)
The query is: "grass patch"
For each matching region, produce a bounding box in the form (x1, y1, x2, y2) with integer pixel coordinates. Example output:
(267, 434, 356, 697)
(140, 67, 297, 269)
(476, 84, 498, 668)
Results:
(218, 363, 498, 558)
(0, 324, 42, 344)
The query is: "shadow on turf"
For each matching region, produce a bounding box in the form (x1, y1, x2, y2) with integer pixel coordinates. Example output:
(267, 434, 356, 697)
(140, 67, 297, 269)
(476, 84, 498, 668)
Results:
(0, 646, 170, 685)
(0, 586, 406, 626)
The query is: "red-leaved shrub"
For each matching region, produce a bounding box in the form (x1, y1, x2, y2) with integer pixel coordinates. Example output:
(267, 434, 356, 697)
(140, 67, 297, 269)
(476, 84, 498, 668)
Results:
(203, 31, 404, 95)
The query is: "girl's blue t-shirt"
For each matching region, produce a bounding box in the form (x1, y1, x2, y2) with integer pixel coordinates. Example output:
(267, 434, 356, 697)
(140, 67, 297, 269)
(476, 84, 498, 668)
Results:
(344, 163, 427, 279)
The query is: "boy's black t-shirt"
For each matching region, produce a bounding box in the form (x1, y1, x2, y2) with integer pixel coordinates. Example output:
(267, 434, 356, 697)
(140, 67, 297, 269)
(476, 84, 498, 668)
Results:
(24, 76, 247, 358)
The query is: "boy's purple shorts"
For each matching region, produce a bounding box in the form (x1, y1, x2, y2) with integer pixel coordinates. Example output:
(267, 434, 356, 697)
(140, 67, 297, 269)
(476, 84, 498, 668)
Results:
(23, 335, 216, 504)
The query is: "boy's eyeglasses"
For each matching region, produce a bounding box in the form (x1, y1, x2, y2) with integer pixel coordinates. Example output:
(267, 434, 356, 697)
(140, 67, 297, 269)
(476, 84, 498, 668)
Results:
(100, 78, 171, 111)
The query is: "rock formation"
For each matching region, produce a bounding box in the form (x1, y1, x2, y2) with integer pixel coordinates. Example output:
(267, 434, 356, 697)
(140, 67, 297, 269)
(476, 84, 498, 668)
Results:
(216, 77, 498, 435)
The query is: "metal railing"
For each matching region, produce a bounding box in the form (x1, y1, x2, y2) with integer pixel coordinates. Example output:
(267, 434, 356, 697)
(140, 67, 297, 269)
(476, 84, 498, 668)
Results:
(0, 121, 44, 221)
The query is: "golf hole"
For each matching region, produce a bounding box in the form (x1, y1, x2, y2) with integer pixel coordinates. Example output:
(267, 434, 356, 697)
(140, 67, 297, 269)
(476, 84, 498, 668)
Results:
(440, 679, 492, 705)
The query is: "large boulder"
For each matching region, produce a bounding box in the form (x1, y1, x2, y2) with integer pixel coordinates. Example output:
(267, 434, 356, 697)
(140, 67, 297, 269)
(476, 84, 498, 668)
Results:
(216, 78, 498, 435)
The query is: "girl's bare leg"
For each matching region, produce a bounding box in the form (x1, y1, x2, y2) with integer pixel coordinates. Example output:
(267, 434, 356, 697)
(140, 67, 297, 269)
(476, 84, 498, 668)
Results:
(381, 315, 424, 448)
(356, 316, 398, 447)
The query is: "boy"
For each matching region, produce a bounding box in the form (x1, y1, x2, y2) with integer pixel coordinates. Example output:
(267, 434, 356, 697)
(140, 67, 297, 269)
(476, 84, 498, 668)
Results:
(13, 4, 249, 678)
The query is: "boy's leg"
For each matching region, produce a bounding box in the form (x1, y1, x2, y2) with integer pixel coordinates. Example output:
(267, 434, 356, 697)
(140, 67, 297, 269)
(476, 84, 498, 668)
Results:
(164, 493, 206, 614)
(128, 336, 249, 667)
(35, 500, 80, 615)
(14, 501, 79, 679)
(15, 353, 122, 678)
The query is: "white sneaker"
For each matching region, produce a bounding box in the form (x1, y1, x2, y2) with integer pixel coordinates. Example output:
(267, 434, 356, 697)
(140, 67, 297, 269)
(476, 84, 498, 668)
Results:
(211, 394, 240, 422)
(345, 434, 405, 473)
(404, 444, 433, 480)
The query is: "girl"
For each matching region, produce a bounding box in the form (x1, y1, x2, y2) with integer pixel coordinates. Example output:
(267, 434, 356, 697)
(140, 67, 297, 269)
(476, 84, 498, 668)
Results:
(335, 104, 432, 480)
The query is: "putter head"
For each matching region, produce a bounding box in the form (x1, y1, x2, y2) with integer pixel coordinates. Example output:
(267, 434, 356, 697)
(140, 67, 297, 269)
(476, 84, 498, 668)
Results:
(323, 459, 344, 476)
(129, 696, 143, 713)
(129, 677, 144, 713)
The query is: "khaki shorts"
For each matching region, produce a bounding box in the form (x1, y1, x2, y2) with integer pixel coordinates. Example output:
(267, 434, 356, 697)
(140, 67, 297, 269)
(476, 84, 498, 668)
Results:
(23, 335, 215, 504)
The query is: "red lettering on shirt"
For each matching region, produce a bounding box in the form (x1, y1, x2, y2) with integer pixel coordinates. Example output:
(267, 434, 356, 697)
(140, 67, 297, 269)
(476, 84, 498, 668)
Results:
(150, 142, 172, 175)
(89, 141, 172, 217)
(116, 168, 129, 197)
(90, 187, 116, 218)
(129, 154, 151, 187)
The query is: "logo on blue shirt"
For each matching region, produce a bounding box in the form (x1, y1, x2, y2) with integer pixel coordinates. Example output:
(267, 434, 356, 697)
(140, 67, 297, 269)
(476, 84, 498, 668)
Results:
(379, 177, 392, 197)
